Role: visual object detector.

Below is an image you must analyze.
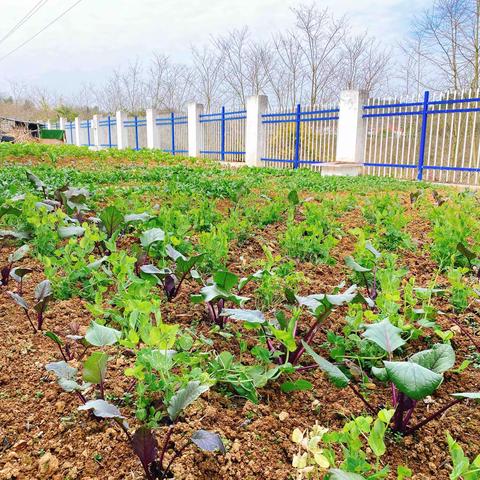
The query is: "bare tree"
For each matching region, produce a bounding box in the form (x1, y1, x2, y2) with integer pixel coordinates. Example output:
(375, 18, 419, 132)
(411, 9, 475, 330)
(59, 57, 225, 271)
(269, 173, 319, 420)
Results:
(191, 46, 224, 110)
(405, 0, 480, 91)
(292, 4, 346, 105)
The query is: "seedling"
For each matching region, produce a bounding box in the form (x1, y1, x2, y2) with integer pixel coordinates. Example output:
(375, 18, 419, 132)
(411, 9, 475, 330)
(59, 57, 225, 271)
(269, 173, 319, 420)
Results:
(141, 245, 203, 301)
(1, 244, 30, 287)
(191, 270, 250, 327)
(8, 279, 52, 332)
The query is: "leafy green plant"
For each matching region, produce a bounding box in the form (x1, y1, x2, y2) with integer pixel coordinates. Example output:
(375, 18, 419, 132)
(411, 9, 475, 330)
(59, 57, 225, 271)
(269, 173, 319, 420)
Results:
(191, 270, 250, 327)
(446, 432, 480, 479)
(140, 245, 203, 301)
(291, 409, 408, 479)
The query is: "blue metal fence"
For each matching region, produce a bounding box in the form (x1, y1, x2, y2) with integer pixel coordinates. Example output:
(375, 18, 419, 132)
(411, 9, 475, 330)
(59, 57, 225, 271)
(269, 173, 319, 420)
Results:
(363, 91, 480, 181)
(80, 120, 92, 147)
(123, 116, 147, 151)
(261, 104, 339, 168)
(99, 116, 117, 148)
(200, 107, 246, 161)
(156, 112, 187, 154)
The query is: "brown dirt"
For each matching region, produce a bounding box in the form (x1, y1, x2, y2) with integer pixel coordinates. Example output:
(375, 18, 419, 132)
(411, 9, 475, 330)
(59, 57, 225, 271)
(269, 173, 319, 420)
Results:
(0, 191, 479, 480)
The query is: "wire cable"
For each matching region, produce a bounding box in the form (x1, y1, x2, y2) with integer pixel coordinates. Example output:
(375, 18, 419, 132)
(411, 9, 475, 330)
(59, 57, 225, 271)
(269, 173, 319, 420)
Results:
(0, 0, 49, 46)
(0, 0, 83, 63)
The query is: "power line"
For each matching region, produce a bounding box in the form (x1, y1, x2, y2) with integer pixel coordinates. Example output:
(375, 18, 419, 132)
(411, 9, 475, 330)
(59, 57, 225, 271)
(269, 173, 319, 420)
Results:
(0, 0, 83, 63)
(0, 1, 49, 47)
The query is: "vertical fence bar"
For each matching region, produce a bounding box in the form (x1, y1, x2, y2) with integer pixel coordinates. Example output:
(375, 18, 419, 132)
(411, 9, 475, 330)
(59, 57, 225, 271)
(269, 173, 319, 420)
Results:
(86, 120, 91, 146)
(220, 106, 226, 161)
(107, 116, 112, 148)
(171, 112, 176, 155)
(294, 104, 301, 169)
(134, 115, 139, 151)
(417, 90, 430, 180)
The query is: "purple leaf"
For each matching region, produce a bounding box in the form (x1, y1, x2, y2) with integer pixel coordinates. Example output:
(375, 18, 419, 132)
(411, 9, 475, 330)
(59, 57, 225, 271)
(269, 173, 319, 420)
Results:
(164, 275, 176, 300)
(191, 430, 225, 453)
(132, 427, 158, 471)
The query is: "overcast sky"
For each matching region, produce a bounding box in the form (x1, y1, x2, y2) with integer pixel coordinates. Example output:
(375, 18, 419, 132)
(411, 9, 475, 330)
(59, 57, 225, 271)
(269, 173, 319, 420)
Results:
(0, 0, 431, 97)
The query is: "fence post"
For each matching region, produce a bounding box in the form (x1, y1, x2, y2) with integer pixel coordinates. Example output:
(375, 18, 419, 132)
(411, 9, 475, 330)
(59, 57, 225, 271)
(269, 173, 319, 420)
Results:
(417, 91, 430, 181)
(187, 103, 203, 158)
(146, 109, 159, 149)
(116, 111, 128, 149)
(245, 95, 268, 167)
(74, 117, 81, 146)
(92, 115, 100, 149)
(330, 90, 367, 176)
(59, 117, 66, 131)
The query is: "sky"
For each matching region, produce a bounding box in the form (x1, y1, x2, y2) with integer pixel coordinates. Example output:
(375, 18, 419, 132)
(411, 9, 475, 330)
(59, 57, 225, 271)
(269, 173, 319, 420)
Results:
(0, 0, 432, 97)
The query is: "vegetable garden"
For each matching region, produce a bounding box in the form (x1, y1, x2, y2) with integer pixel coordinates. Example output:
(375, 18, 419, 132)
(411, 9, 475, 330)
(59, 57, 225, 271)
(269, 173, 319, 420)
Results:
(0, 143, 479, 480)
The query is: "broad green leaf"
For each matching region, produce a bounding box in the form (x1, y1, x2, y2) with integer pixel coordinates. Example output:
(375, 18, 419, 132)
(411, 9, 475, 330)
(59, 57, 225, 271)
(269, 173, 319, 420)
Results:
(362, 318, 405, 354)
(140, 228, 165, 248)
(100, 206, 124, 237)
(8, 245, 30, 263)
(58, 226, 85, 239)
(270, 327, 297, 352)
(302, 341, 349, 388)
(280, 379, 313, 393)
(397, 465, 413, 480)
(44, 331, 63, 346)
(410, 344, 455, 374)
(46, 360, 77, 380)
(345, 256, 371, 273)
(451, 392, 480, 401)
(288, 189, 300, 206)
(384, 361, 443, 400)
(0, 229, 29, 240)
(365, 241, 381, 258)
(83, 351, 108, 384)
(35, 280, 52, 302)
(124, 212, 153, 223)
(167, 381, 209, 421)
(220, 309, 266, 324)
(368, 417, 388, 457)
(78, 399, 123, 419)
(213, 270, 238, 291)
(0, 205, 21, 219)
(7, 291, 29, 310)
(191, 430, 225, 453)
(329, 469, 366, 480)
(371, 366, 388, 381)
(85, 321, 121, 347)
(26, 171, 46, 191)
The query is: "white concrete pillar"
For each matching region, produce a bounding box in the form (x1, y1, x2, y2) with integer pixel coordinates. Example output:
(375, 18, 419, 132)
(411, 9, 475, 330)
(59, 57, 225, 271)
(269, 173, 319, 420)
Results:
(146, 109, 160, 149)
(74, 117, 81, 146)
(245, 95, 268, 167)
(335, 90, 367, 164)
(92, 115, 100, 149)
(59, 117, 66, 130)
(46, 120, 52, 129)
(187, 103, 203, 157)
(116, 111, 128, 149)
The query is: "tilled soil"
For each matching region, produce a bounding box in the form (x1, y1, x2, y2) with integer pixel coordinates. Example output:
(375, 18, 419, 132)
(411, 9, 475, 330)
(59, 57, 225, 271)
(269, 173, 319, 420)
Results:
(1, 194, 479, 480)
